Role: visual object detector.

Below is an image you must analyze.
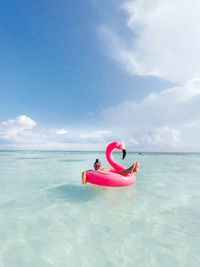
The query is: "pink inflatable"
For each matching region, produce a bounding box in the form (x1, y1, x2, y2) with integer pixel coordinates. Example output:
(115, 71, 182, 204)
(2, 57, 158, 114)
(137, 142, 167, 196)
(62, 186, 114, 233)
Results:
(82, 141, 136, 187)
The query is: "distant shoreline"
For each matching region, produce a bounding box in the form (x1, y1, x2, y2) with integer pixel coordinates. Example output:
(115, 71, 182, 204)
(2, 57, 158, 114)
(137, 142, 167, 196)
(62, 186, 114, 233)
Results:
(137, 152, 188, 155)
(0, 150, 199, 155)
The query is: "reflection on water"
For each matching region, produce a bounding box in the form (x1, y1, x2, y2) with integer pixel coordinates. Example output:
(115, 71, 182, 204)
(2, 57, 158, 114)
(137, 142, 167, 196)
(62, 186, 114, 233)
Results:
(49, 183, 136, 208)
(50, 184, 97, 203)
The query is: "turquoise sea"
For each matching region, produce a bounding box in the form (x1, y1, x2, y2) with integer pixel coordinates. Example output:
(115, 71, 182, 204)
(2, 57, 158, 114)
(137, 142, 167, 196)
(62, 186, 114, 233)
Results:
(0, 151, 200, 267)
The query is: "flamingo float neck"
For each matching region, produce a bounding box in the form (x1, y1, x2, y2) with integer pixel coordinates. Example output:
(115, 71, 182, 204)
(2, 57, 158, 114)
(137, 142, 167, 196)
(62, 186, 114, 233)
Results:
(106, 142, 126, 172)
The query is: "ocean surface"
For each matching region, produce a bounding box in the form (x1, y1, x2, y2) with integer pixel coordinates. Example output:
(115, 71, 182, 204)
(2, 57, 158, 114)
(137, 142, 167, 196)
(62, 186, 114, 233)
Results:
(0, 151, 200, 267)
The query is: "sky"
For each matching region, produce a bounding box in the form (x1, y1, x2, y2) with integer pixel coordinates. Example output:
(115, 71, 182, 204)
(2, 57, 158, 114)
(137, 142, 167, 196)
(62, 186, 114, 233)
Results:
(0, 0, 200, 152)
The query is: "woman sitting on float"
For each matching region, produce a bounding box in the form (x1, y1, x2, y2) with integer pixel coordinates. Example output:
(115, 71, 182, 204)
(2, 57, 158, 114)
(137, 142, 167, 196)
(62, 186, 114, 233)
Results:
(92, 159, 139, 175)
(82, 141, 140, 187)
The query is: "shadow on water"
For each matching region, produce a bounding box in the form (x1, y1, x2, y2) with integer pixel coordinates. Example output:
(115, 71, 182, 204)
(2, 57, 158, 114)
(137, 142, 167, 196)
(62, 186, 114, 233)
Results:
(50, 184, 97, 203)
(49, 183, 137, 205)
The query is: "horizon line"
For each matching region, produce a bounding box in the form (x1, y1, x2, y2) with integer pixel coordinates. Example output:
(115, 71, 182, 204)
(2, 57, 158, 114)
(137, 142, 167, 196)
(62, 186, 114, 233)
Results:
(0, 149, 199, 154)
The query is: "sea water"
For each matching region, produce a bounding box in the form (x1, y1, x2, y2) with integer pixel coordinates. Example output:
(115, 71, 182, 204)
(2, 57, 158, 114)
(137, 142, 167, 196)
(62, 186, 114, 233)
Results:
(0, 151, 199, 267)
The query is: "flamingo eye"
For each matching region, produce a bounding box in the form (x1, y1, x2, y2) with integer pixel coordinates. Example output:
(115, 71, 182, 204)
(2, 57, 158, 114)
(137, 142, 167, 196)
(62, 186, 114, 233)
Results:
(116, 142, 120, 147)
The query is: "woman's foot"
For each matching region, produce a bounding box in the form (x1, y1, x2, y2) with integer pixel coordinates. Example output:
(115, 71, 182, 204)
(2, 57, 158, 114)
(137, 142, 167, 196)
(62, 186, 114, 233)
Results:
(131, 161, 140, 173)
(82, 171, 87, 184)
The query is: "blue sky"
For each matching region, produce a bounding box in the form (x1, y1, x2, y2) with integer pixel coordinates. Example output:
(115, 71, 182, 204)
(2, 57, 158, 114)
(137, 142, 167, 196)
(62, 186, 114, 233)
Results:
(1, 0, 200, 151)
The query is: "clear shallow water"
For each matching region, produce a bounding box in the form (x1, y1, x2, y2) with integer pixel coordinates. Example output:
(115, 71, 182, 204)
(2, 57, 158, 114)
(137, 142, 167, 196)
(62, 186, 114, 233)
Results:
(0, 151, 200, 267)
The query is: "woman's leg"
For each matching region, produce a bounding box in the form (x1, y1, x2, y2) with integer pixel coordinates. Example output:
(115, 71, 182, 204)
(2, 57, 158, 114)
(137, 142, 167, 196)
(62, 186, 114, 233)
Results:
(117, 161, 140, 176)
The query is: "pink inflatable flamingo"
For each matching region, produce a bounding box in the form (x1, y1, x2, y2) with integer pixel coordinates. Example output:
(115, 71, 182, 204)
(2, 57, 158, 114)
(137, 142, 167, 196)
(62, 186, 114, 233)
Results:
(82, 141, 136, 187)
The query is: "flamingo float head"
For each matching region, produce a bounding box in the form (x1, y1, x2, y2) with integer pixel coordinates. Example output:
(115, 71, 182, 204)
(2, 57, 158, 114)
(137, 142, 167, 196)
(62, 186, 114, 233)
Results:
(113, 141, 127, 159)
(106, 141, 127, 171)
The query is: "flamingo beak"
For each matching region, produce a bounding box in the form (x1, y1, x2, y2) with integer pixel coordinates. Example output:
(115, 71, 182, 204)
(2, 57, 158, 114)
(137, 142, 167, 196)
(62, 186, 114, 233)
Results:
(122, 149, 126, 160)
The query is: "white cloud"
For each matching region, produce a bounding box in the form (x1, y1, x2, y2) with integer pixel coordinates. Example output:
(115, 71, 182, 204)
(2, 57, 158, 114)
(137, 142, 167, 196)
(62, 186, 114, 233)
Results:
(100, 0, 200, 83)
(102, 76, 200, 151)
(0, 142, 107, 151)
(0, 115, 112, 150)
(55, 128, 69, 135)
(129, 138, 139, 146)
(97, 0, 200, 151)
(0, 115, 37, 142)
(184, 121, 200, 128)
(142, 127, 181, 147)
(79, 130, 112, 140)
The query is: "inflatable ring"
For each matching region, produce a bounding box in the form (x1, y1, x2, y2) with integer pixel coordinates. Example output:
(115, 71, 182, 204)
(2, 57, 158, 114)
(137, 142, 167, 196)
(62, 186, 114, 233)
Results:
(82, 141, 136, 187)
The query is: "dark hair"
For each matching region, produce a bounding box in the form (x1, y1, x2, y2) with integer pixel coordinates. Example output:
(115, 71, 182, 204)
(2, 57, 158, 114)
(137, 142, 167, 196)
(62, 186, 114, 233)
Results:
(94, 159, 101, 166)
